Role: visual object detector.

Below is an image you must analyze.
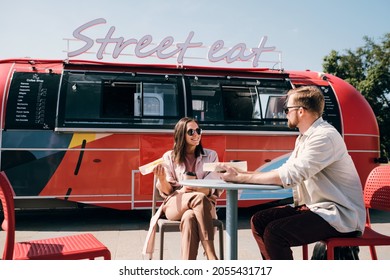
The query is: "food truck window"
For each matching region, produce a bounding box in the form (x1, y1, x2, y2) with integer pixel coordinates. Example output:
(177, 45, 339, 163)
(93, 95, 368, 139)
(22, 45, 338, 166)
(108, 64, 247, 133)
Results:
(190, 80, 223, 122)
(57, 71, 181, 129)
(101, 81, 139, 118)
(135, 83, 178, 117)
(222, 86, 259, 121)
(189, 76, 289, 129)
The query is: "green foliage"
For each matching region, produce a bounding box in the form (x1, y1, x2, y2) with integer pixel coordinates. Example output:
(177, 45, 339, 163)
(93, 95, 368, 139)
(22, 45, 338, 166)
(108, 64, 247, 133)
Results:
(322, 33, 390, 158)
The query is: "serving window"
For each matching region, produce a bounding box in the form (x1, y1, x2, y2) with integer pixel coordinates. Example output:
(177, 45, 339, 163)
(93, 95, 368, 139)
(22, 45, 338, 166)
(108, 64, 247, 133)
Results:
(57, 71, 182, 130)
(188, 76, 290, 129)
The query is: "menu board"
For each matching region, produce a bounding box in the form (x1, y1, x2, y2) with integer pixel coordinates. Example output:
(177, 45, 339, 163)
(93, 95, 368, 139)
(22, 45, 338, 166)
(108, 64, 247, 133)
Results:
(5, 72, 60, 130)
(321, 86, 342, 134)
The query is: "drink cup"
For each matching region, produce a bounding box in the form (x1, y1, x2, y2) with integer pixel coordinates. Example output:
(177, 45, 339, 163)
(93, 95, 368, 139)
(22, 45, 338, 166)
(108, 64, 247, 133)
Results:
(183, 171, 196, 180)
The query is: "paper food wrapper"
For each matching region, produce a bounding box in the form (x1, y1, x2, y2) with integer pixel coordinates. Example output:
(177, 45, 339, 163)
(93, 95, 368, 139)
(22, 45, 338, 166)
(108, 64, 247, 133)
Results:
(203, 161, 248, 172)
(139, 158, 164, 175)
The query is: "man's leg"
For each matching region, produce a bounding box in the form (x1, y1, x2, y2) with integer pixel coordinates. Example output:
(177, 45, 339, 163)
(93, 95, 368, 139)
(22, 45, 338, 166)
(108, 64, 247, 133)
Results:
(250, 205, 298, 259)
(251, 205, 344, 259)
(253, 206, 346, 260)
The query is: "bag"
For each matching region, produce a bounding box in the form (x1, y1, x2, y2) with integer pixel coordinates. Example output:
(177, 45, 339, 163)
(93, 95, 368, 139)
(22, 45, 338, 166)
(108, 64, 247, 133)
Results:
(311, 242, 360, 260)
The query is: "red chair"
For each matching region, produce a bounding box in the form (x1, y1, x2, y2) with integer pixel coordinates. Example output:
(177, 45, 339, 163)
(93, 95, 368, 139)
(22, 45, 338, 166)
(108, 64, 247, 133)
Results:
(0, 171, 111, 260)
(302, 164, 390, 260)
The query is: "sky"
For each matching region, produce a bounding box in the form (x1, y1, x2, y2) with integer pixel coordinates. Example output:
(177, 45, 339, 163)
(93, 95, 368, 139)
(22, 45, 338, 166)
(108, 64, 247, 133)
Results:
(0, 0, 389, 72)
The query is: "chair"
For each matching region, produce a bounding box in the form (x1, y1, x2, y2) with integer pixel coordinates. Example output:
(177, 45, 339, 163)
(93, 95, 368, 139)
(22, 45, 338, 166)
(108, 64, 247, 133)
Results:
(0, 171, 111, 260)
(302, 164, 390, 260)
(152, 175, 224, 260)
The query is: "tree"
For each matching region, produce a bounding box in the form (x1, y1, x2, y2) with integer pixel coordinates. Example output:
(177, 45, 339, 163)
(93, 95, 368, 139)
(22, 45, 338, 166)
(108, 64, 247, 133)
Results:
(322, 33, 390, 159)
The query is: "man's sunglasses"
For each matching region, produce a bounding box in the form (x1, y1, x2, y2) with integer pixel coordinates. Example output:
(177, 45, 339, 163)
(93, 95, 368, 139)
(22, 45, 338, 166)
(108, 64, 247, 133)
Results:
(283, 106, 306, 114)
(187, 128, 202, 136)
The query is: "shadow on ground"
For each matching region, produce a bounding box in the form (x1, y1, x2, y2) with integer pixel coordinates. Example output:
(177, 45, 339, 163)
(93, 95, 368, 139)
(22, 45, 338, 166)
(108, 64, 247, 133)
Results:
(6, 198, 390, 232)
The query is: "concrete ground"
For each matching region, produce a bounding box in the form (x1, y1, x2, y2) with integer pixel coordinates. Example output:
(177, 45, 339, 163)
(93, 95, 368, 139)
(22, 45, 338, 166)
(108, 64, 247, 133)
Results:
(1, 205, 390, 260)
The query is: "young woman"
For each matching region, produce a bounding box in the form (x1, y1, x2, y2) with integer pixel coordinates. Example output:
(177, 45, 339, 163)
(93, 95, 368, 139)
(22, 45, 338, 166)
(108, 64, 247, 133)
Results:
(153, 117, 222, 260)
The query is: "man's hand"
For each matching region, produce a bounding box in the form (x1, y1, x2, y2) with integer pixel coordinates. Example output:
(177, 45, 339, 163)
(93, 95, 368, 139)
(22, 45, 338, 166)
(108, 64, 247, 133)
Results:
(219, 165, 283, 186)
(218, 164, 243, 183)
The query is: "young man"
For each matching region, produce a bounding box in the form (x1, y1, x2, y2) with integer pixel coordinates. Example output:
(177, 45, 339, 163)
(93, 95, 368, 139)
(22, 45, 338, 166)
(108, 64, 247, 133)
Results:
(219, 86, 365, 260)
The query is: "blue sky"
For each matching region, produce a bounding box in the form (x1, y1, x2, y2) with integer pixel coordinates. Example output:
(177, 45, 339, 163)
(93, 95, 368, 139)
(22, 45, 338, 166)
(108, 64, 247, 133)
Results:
(0, 0, 389, 72)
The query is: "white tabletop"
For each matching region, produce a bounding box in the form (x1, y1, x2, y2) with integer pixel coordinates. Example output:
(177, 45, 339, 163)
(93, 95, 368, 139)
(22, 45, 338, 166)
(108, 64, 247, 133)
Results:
(180, 179, 282, 190)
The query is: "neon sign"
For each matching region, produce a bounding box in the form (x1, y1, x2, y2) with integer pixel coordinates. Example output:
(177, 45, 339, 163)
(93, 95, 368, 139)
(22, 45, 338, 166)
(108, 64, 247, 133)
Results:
(68, 18, 277, 67)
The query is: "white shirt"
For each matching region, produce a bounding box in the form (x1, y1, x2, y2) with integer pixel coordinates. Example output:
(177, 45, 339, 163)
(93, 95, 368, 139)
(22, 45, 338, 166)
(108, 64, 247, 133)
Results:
(278, 118, 365, 233)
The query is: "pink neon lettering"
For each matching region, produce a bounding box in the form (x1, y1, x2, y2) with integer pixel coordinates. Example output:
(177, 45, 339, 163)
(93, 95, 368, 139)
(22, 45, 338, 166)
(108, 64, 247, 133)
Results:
(95, 26, 123, 59)
(112, 37, 137, 59)
(209, 37, 275, 67)
(250, 36, 276, 67)
(68, 18, 107, 57)
(175, 31, 202, 64)
(69, 18, 276, 67)
(225, 43, 252, 64)
(156, 36, 177, 59)
(208, 40, 225, 61)
(135, 35, 155, 58)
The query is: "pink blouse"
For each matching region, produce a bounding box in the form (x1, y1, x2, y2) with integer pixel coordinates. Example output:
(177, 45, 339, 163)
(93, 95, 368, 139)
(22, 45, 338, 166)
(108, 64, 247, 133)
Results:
(157, 148, 223, 198)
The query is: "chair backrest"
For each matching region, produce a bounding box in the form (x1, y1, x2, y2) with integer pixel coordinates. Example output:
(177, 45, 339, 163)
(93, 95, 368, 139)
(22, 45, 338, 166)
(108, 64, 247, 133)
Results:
(0, 171, 16, 260)
(151, 175, 158, 216)
(151, 174, 165, 216)
(364, 165, 390, 212)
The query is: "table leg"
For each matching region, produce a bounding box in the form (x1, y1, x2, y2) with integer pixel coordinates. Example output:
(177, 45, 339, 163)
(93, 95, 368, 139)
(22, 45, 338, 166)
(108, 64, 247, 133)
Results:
(225, 189, 238, 260)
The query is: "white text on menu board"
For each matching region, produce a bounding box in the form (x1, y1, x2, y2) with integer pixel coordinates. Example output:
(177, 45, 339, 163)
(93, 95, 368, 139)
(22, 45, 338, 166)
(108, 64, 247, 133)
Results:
(15, 82, 30, 122)
(15, 75, 46, 126)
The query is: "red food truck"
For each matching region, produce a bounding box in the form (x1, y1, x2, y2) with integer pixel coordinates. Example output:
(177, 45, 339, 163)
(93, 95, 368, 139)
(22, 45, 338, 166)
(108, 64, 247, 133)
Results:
(0, 58, 380, 210)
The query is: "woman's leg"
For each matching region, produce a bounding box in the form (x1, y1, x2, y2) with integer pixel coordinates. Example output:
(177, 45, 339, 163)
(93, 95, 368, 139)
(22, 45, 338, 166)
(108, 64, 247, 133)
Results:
(180, 210, 199, 260)
(186, 193, 218, 260)
(164, 192, 217, 259)
(201, 240, 218, 260)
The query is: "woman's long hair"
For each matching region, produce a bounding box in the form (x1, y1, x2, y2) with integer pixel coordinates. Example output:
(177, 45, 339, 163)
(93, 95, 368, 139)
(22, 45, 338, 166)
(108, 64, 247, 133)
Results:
(172, 117, 204, 164)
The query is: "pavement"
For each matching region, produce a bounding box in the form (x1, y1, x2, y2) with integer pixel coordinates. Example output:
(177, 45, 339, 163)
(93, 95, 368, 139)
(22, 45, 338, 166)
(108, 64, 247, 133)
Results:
(1, 205, 390, 260)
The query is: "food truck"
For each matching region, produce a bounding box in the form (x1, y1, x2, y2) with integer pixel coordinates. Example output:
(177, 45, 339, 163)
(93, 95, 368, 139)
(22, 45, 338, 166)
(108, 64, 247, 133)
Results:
(0, 58, 380, 210)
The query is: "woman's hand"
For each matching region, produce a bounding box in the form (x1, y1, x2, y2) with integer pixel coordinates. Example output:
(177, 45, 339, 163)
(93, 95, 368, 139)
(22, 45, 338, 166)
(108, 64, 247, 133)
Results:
(153, 164, 174, 196)
(153, 164, 166, 180)
(181, 186, 210, 196)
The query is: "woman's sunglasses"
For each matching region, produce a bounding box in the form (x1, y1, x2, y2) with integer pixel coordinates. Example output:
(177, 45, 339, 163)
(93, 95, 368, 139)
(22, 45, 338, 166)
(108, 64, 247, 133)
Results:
(187, 128, 202, 136)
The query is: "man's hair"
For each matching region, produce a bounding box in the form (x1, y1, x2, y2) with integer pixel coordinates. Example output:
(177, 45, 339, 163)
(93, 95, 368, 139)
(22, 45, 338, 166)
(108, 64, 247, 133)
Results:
(287, 86, 325, 117)
(172, 117, 204, 164)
